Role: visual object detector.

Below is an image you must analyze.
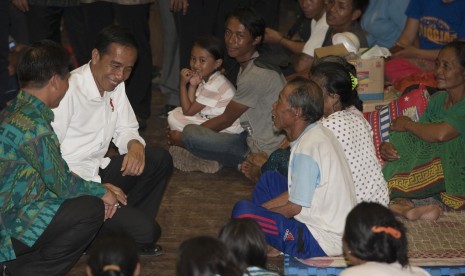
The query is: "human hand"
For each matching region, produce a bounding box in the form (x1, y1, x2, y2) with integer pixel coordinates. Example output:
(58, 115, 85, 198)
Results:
(390, 116, 413, 132)
(121, 140, 145, 176)
(170, 0, 189, 15)
(11, 0, 29, 12)
(101, 184, 127, 220)
(379, 142, 399, 161)
(8, 44, 27, 76)
(180, 68, 193, 86)
(189, 71, 202, 86)
(392, 43, 420, 58)
(265, 28, 284, 44)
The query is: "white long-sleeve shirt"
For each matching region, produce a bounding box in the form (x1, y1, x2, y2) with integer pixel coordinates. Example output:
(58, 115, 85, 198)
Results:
(52, 63, 145, 182)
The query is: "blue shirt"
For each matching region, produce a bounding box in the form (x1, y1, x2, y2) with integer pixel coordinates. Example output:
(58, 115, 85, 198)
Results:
(361, 0, 408, 48)
(406, 0, 465, 49)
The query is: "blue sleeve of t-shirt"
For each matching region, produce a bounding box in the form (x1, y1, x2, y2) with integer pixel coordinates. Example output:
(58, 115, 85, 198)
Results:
(288, 153, 320, 208)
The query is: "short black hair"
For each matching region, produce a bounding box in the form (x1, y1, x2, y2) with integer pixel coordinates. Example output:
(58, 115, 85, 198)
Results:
(218, 218, 268, 271)
(17, 40, 70, 89)
(225, 6, 265, 44)
(176, 236, 241, 276)
(286, 77, 324, 123)
(94, 25, 138, 55)
(344, 202, 409, 267)
(352, 0, 370, 16)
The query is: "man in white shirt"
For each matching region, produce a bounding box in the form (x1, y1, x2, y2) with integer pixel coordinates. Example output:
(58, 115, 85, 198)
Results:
(232, 78, 356, 258)
(292, 10, 328, 77)
(52, 26, 173, 255)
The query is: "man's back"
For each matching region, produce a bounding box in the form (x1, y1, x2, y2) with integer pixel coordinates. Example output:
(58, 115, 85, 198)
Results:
(0, 91, 105, 262)
(289, 123, 356, 256)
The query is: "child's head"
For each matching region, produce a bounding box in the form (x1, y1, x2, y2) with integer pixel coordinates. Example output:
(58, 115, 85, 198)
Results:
(218, 218, 268, 271)
(176, 236, 241, 276)
(190, 36, 224, 81)
(343, 202, 409, 267)
(86, 231, 140, 276)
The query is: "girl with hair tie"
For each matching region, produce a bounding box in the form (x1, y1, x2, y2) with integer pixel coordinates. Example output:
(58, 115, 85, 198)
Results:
(341, 202, 430, 275)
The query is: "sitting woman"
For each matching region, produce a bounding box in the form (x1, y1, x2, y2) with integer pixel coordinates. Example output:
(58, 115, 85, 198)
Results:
(341, 202, 430, 276)
(310, 60, 389, 205)
(381, 41, 465, 220)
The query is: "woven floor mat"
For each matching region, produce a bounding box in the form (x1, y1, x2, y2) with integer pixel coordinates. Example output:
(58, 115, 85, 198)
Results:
(293, 211, 465, 268)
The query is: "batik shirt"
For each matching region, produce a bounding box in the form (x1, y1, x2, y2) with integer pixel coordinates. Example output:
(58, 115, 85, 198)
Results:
(0, 91, 105, 262)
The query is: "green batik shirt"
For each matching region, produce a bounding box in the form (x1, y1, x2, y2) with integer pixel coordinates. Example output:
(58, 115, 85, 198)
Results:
(0, 91, 106, 262)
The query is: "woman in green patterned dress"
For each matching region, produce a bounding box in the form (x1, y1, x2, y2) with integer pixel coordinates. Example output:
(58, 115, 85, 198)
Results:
(381, 41, 465, 220)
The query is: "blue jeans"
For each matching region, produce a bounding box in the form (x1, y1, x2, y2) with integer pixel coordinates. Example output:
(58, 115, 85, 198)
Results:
(182, 124, 249, 167)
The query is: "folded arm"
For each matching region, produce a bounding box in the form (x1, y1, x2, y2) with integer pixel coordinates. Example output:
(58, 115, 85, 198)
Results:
(262, 192, 302, 218)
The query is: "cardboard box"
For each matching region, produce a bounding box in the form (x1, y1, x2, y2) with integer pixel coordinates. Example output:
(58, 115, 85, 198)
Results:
(362, 87, 398, 112)
(349, 57, 385, 100)
(314, 44, 349, 59)
(314, 44, 385, 100)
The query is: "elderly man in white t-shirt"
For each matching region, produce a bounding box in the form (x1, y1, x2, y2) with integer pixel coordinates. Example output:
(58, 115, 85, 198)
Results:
(232, 78, 356, 258)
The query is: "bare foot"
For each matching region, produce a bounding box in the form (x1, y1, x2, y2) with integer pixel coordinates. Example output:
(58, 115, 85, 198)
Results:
(389, 199, 415, 218)
(405, 204, 443, 221)
(267, 245, 282, 258)
(240, 161, 261, 183)
(247, 152, 268, 167)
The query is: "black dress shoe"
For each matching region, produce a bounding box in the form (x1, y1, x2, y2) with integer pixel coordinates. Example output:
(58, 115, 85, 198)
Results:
(1, 264, 11, 276)
(138, 244, 164, 256)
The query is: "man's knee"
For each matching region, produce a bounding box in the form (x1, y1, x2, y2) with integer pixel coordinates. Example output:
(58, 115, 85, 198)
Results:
(65, 196, 105, 225)
(182, 124, 207, 147)
(145, 146, 173, 174)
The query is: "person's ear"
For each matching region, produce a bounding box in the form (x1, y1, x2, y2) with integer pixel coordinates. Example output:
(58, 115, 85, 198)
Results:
(49, 74, 59, 91)
(214, 59, 223, 70)
(85, 265, 93, 276)
(351, 9, 362, 21)
(329, 92, 340, 101)
(91, 49, 100, 65)
(292, 106, 303, 118)
(252, 36, 262, 46)
(133, 262, 141, 276)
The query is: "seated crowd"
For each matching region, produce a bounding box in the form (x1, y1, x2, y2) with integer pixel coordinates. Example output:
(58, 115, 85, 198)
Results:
(1, 1, 465, 275)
